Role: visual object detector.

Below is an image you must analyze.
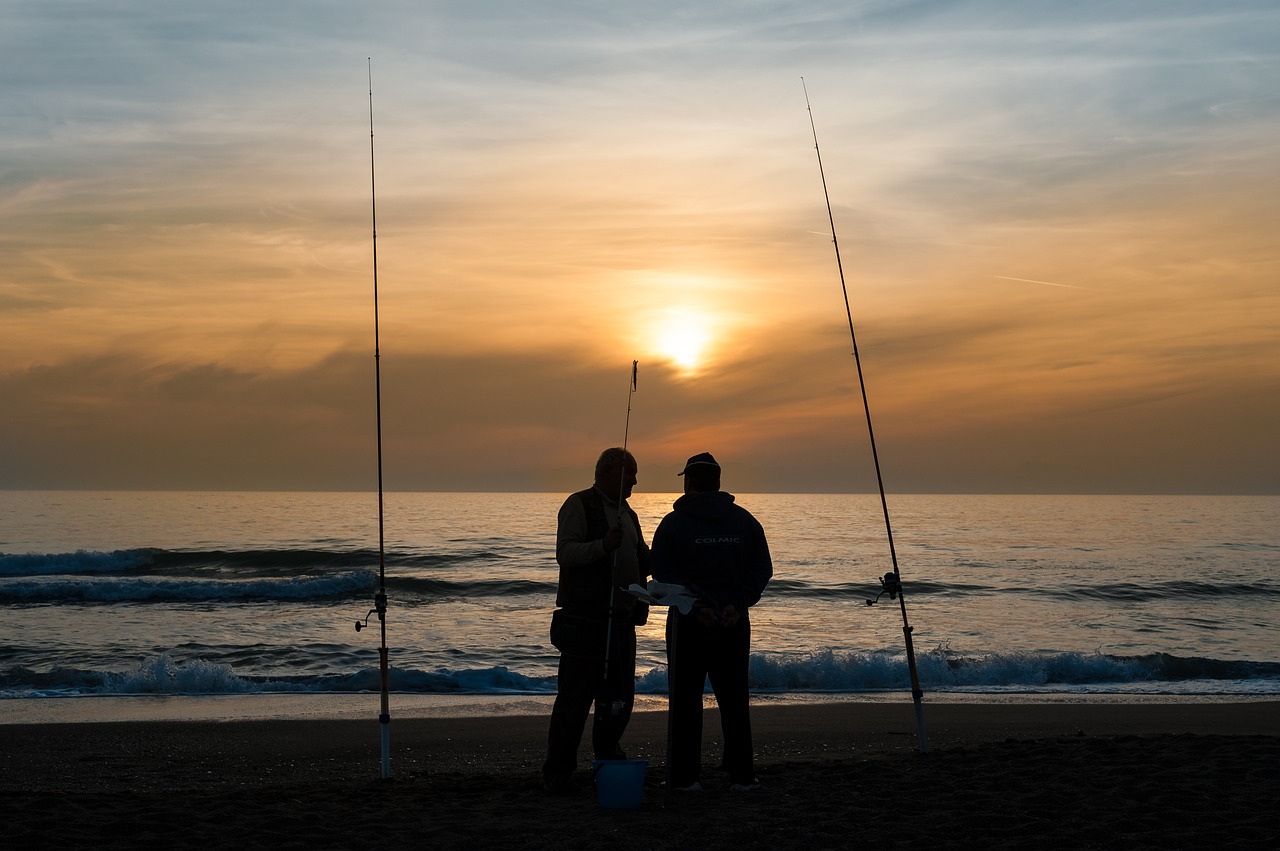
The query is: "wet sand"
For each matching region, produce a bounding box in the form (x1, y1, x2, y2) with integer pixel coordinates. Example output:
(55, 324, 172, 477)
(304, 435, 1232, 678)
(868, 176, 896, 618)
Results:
(3, 701, 1278, 849)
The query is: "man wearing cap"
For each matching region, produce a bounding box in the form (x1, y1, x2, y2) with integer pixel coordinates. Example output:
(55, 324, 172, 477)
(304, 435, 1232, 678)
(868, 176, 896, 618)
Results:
(542, 447, 650, 794)
(651, 452, 773, 792)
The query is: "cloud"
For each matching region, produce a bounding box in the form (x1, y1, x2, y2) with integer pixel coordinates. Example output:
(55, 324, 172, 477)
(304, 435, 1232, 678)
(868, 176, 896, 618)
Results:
(2, 1, 1277, 493)
(3, 306, 1276, 494)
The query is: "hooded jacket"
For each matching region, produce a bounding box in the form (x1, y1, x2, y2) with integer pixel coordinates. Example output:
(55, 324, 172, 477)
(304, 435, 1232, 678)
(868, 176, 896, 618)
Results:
(650, 491, 772, 614)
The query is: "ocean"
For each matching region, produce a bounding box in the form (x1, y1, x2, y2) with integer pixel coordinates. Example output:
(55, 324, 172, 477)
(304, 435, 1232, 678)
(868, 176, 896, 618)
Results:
(2, 491, 1278, 721)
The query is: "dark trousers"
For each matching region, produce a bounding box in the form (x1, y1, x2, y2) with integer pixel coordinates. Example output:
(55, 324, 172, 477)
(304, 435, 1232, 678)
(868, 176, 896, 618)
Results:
(665, 611, 755, 786)
(542, 625, 636, 779)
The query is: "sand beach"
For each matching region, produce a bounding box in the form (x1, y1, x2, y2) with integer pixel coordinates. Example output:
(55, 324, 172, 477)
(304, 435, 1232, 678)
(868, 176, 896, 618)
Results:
(3, 700, 1277, 849)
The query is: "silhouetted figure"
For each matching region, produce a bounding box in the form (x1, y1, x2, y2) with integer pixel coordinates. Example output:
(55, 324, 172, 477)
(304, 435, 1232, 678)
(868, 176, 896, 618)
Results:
(651, 452, 772, 792)
(542, 448, 650, 793)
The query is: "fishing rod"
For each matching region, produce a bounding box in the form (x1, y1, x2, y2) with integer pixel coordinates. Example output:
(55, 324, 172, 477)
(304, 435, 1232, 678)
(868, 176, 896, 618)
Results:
(353, 57, 392, 780)
(802, 77, 928, 753)
(601, 361, 638, 694)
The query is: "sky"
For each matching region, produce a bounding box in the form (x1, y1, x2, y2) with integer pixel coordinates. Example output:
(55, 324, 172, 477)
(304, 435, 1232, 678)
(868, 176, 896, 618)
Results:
(2, 1, 1277, 494)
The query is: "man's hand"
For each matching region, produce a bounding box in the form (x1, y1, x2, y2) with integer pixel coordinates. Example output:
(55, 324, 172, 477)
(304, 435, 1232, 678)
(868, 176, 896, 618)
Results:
(602, 525, 624, 553)
(696, 605, 720, 627)
(720, 603, 740, 628)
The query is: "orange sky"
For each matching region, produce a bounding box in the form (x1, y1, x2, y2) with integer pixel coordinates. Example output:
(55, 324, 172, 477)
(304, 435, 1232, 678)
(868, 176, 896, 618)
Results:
(2, 3, 1277, 493)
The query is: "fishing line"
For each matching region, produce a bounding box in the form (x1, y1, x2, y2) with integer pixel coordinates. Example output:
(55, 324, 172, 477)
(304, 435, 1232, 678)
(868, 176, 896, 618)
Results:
(802, 78, 928, 753)
(353, 57, 392, 779)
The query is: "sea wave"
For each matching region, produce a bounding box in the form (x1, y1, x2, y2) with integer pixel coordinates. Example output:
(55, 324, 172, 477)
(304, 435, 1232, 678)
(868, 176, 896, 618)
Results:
(0, 571, 378, 603)
(3, 649, 1277, 699)
(0, 573, 562, 603)
(1041, 580, 1280, 602)
(0, 547, 514, 578)
(748, 648, 1280, 692)
(8, 550, 1278, 607)
(770, 578, 1280, 602)
(0, 549, 163, 577)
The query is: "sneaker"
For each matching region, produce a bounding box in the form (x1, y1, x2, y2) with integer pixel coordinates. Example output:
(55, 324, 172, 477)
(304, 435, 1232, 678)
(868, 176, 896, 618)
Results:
(729, 778, 760, 792)
(664, 780, 702, 792)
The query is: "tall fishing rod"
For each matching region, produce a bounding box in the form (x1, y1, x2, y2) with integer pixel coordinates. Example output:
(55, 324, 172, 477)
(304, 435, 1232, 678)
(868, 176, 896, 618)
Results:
(802, 78, 928, 753)
(601, 361, 638, 692)
(353, 58, 392, 779)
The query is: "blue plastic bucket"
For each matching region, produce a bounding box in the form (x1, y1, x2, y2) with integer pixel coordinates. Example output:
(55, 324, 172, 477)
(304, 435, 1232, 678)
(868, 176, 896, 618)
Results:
(592, 759, 647, 809)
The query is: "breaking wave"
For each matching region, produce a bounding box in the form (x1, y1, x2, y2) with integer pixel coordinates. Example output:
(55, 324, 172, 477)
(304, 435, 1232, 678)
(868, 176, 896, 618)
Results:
(4, 649, 1277, 699)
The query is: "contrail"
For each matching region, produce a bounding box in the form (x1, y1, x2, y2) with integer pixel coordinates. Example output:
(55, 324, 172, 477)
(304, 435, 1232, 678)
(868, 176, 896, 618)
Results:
(993, 275, 1084, 290)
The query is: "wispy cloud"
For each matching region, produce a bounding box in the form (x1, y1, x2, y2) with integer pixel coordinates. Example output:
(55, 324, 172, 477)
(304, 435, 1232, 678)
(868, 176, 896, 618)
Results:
(2, 1, 1278, 493)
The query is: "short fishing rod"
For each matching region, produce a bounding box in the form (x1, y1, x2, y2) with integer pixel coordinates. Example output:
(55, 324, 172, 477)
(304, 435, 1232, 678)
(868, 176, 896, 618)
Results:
(802, 78, 928, 753)
(601, 361, 638, 693)
(353, 58, 392, 779)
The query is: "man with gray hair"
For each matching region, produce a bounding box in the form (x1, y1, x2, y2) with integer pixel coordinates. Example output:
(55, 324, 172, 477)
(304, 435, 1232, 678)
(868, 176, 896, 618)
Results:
(542, 448, 650, 793)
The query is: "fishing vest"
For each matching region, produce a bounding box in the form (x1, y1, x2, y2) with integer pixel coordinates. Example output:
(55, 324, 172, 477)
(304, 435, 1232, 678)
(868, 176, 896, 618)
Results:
(555, 487, 643, 618)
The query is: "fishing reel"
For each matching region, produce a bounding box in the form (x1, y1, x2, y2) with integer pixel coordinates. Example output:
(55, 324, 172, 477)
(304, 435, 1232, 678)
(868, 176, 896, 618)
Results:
(355, 591, 388, 632)
(866, 571, 902, 606)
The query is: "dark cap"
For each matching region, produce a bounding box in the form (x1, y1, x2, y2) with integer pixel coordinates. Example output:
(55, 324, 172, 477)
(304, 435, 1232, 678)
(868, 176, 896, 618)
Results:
(677, 452, 721, 476)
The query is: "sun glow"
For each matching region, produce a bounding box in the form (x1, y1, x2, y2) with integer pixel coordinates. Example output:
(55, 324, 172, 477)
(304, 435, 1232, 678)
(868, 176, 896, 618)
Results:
(652, 308, 713, 375)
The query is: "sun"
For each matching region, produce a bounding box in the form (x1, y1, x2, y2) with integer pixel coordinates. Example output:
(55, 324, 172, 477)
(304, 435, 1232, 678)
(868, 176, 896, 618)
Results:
(653, 309, 712, 375)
